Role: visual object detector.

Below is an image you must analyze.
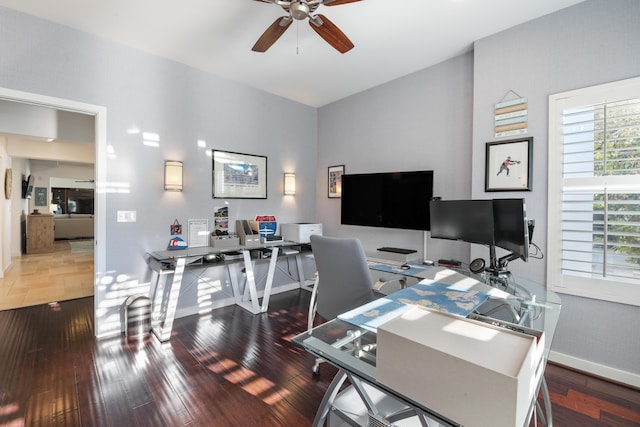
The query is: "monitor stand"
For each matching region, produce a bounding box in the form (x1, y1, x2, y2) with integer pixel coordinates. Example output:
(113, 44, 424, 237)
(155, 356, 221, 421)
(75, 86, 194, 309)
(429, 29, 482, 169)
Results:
(486, 244, 514, 278)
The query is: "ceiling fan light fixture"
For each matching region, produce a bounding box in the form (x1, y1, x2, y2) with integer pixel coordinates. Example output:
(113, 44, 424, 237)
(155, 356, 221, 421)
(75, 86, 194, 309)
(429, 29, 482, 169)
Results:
(290, 1, 309, 20)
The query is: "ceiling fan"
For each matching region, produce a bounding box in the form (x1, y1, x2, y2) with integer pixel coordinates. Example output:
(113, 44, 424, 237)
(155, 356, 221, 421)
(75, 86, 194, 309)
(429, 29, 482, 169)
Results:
(251, 0, 362, 54)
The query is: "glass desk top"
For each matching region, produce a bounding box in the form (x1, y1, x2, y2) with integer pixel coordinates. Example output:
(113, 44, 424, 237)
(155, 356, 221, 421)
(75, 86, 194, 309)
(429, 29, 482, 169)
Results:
(291, 267, 562, 427)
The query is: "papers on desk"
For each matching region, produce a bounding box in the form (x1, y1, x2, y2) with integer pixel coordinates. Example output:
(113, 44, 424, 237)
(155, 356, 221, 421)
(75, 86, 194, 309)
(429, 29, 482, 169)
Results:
(338, 279, 491, 332)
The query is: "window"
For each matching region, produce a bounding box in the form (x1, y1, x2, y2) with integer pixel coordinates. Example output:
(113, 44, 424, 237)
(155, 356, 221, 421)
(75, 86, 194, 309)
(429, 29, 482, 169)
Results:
(548, 76, 640, 306)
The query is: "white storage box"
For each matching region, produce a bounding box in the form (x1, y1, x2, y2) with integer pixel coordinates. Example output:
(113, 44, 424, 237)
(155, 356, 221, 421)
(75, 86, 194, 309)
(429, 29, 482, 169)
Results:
(281, 223, 322, 244)
(376, 306, 544, 427)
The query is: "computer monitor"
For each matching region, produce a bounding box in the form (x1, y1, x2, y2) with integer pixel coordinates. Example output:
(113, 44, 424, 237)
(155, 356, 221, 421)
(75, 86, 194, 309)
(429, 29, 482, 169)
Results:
(429, 198, 531, 276)
(492, 198, 529, 262)
(429, 199, 495, 245)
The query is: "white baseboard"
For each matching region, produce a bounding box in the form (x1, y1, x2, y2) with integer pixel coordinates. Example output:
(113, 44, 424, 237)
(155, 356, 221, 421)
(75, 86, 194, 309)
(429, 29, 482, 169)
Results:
(549, 350, 640, 389)
(174, 281, 304, 319)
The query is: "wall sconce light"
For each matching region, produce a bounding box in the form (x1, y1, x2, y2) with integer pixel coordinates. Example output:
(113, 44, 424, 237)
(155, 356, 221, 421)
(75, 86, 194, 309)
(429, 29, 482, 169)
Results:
(164, 160, 183, 191)
(283, 172, 296, 195)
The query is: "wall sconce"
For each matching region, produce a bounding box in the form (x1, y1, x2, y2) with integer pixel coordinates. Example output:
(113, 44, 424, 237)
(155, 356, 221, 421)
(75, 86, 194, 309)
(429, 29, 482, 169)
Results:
(164, 160, 183, 191)
(283, 172, 296, 195)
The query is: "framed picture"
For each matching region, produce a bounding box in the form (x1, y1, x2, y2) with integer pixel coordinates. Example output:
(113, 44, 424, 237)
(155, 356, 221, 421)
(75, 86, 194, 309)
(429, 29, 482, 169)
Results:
(485, 137, 533, 192)
(212, 150, 267, 199)
(34, 187, 47, 206)
(188, 219, 209, 248)
(328, 165, 344, 198)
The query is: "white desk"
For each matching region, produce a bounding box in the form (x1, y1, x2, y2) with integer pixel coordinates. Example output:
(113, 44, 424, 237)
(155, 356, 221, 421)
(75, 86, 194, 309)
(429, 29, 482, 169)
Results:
(147, 242, 310, 341)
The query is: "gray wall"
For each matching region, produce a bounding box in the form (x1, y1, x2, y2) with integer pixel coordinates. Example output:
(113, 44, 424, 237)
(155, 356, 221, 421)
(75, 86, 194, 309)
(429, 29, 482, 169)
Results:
(317, 52, 475, 262)
(472, 0, 640, 379)
(317, 0, 640, 381)
(0, 7, 318, 336)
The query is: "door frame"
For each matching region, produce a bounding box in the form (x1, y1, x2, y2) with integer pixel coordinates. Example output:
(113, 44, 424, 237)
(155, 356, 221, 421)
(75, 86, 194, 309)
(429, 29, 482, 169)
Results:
(0, 87, 106, 334)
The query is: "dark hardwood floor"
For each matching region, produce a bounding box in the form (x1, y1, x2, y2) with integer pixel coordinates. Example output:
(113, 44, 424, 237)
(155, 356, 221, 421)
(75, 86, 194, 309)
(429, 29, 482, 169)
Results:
(0, 290, 638, 426)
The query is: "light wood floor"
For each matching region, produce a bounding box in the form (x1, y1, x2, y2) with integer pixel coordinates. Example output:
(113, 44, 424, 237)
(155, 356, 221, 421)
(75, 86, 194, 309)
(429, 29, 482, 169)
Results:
(0, 240, 93, 311)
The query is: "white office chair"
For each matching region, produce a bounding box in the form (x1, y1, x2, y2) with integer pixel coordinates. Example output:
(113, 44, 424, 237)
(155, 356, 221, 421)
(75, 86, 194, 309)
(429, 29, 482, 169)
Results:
(308, 235, 428, 426)
(308, 235, 403, 375)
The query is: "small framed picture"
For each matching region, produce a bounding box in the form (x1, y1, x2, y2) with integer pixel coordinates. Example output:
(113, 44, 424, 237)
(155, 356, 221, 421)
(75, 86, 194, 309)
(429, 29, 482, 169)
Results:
(188, 219, 209, 248)
(328, 165, 344, 198)
(34, 187, 47, 206)
(485, 137, 533, 192)
(170, 219, 182, 235)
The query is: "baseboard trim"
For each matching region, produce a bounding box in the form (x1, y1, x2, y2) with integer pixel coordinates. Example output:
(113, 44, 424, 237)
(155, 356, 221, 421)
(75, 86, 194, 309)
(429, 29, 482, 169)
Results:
(549, 350, 640, 389)
(174, 281, 303, 319)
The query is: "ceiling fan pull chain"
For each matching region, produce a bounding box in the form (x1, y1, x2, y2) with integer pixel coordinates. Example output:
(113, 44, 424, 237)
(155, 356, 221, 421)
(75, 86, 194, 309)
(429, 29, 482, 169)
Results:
(296, 21, 299, 55)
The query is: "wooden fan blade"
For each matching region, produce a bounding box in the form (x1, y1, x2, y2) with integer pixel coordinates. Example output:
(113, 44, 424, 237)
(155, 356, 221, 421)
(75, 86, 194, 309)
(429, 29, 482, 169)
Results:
(323, 0, 363, 5)
(252, 17, 292, 52)
(309, 14, 354, 53)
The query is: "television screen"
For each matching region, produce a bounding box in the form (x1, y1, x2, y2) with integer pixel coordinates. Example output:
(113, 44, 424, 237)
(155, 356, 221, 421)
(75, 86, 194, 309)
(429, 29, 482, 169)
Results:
(66, 188, 94, 214)
(22, 175, 35, 199)
(492, 198, 529, 262)
(341, 170, 434, 231)
(429, 200, 495, 245)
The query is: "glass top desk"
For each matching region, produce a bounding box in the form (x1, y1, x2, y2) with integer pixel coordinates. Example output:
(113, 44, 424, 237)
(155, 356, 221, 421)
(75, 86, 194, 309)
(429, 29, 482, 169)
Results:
(291, 267, 562, 427)
(147, 241, 311, 341)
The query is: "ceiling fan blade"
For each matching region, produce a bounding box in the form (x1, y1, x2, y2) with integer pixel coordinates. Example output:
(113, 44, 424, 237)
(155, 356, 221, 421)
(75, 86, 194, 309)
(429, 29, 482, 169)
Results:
(252, 17, 293, 52)
(308, 14, 354, 53)
(323, 0, 363, 6)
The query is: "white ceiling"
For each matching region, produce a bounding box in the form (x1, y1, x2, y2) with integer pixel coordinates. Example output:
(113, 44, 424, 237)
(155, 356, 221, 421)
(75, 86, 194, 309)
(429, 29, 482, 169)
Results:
(0, 0, 585, 107)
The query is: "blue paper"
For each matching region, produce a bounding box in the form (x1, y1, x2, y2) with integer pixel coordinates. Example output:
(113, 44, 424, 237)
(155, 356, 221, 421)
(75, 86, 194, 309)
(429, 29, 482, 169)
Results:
(338, 280, 491, 332)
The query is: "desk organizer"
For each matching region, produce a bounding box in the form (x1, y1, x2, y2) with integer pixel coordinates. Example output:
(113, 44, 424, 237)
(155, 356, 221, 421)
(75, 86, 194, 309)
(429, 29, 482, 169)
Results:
(377, 305, 544, 427)
(210, 235, 239, 249)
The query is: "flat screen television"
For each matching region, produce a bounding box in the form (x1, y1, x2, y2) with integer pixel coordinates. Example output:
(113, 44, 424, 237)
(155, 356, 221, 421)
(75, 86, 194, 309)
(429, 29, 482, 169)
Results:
(341, 170, 434, 231)
(66, 188, 94, 214)
(21, 175, 34, 199)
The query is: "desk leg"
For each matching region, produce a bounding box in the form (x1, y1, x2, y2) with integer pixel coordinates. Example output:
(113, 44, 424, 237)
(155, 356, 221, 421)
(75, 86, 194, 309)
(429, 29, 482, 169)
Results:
(227, 264, 243, 306)
(536, 377, 553, 427)
(231, 250, 280, 315)
(151, 257, 185, 342)
(312, 370, 349, 427)
(240, 250, 261, 314)
(294, 253, 307, 288)
(149, 269, 168, 332)
(260, 247, 278, 312)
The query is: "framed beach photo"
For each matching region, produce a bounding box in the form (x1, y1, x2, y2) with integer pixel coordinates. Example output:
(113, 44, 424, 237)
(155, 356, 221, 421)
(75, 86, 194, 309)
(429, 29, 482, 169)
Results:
(34, 187, 47, 206)
(212, 150, 267, 199)
(485, 137, 533, 192)
(328, 165, 344, 198)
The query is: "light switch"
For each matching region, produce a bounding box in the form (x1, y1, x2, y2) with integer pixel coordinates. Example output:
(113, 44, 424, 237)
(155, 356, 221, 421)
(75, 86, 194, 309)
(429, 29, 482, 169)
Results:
(117, 211, 136, 222)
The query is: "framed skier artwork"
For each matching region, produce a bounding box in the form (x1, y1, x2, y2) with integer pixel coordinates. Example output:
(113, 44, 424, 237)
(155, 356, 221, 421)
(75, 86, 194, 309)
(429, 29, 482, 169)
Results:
(485, 137, 533, 192)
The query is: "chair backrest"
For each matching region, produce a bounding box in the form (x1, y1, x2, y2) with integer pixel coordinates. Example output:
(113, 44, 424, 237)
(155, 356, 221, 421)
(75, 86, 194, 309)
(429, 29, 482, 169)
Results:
(310, 235, 376, 320)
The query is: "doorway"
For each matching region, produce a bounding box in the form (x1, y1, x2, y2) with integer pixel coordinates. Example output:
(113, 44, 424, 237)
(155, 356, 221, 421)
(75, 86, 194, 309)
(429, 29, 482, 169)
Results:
(0, 87, 105, 323)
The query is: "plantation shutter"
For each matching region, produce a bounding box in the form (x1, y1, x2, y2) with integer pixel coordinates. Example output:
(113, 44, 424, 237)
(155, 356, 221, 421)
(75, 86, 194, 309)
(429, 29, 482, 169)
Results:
(561, 100, 640, 280)
(548, 77, 640, 305)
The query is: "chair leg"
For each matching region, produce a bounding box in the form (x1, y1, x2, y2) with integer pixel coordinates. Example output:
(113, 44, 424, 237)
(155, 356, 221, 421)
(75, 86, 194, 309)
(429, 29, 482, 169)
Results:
(312, 357, 323, 376)
(308, 274, 325, 375)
